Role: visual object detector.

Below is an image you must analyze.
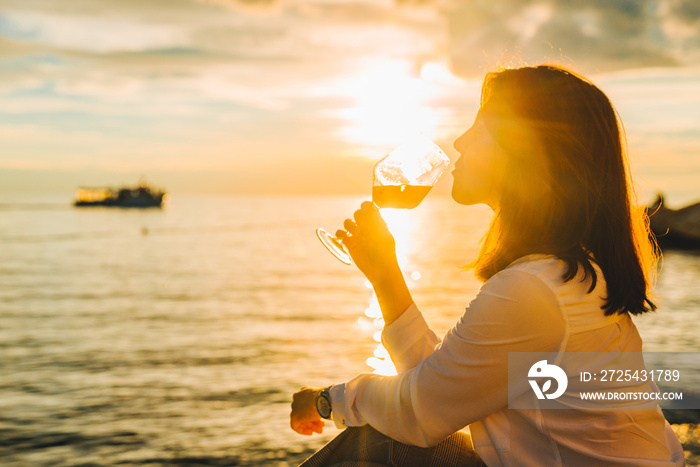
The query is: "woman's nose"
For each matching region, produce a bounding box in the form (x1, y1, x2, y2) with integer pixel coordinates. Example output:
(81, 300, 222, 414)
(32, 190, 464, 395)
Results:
(453, 130, 470, 153)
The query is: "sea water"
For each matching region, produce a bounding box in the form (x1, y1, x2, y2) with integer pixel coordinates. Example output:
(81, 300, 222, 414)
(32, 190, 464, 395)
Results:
(1, 194, 699, 466)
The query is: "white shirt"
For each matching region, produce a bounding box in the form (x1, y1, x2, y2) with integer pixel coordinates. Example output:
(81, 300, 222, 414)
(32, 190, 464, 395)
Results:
(330, 255, 685, 466)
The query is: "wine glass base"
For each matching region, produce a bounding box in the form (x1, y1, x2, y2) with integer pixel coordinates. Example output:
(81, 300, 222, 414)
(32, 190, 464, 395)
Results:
(316, 228, 352, 265)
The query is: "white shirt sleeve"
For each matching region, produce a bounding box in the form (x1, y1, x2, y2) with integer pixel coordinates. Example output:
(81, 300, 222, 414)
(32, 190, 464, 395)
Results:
(380, 302, 440, 374)
(330, 268, 567, 447)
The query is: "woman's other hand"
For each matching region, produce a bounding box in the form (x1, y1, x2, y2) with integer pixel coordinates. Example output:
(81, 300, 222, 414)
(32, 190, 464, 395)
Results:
(336, 201, 400, 286)
(290, 387, 326, 436)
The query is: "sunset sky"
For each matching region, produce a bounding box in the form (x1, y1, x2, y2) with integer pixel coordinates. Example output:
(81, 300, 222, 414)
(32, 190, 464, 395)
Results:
(1, 0, 699, 202)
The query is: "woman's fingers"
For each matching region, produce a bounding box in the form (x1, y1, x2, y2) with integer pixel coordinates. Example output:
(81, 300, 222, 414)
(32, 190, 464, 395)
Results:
(312, 419, 325, 430)
(335, 213, 360, 241)
(351, 202, 378, 229)
(291, 415, 315, 435)
(358, 201, 377, 218)
(293, 421, 312, 435)
(353, 207, 365, 224)
(335, 202, 379, 243)
(343, 218, 357, 233)
(355, 202, 383, 227)
(295, 421, 324, 436)
(308, 420, 325, 434)
(292, 419, 325, 436)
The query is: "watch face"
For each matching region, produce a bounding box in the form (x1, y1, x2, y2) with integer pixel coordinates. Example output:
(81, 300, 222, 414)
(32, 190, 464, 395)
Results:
(316, 394, 332, 419)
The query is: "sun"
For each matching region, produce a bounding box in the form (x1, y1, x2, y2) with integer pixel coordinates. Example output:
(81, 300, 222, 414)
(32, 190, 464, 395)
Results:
(335, 60, 441, 156)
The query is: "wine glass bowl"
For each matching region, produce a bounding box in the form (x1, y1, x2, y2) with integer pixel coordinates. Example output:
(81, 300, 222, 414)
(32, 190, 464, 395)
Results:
(372, 135, 449, 208)
(317, 135, 450, 264)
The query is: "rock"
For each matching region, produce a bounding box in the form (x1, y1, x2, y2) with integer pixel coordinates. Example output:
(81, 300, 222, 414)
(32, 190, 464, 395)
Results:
(646, 194, 700, 250)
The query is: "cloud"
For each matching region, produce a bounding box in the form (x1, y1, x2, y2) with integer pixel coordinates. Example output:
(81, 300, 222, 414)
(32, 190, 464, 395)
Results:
(443, 0, 700, 76)
(668, 0, 700, 25)
(0, 36, 49, 61)
(2, 0, 700, 77)
(0, 9, 192, 54)
(0, 0, 449, 119)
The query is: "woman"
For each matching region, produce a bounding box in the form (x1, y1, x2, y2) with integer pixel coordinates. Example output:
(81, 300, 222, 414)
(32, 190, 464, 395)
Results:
(290, 65, 685, 466)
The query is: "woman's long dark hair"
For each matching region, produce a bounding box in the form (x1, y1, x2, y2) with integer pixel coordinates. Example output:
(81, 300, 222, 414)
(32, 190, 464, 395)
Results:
(472, 65, 658, 316)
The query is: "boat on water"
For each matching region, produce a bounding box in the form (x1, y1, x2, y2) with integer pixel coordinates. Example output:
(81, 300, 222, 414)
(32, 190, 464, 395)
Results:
(74, 182, 167, 208)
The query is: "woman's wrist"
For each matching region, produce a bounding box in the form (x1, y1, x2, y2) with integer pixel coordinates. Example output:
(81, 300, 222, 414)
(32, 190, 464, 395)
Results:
(367, 260, 403, 288)
(371, 266, 413, 325)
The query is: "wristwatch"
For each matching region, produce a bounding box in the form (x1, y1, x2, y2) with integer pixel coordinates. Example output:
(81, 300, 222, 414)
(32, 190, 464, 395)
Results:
(315, 386, 333, 420)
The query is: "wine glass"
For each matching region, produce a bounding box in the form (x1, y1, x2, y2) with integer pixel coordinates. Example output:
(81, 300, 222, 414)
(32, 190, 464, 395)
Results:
(316, 135, 450, 264)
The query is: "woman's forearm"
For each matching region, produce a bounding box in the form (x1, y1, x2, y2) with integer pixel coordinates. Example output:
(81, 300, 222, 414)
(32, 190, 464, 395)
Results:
(372, 265, 413, 325)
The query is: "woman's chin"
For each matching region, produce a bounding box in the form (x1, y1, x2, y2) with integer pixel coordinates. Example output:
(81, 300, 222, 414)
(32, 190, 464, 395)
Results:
(451, 188, 480, 206)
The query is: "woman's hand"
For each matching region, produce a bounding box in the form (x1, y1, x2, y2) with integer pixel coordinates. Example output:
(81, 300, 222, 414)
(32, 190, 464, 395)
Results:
(336, 201, 401, 286)
(290, 387, 326, 436)
(337, 201, 413, 325)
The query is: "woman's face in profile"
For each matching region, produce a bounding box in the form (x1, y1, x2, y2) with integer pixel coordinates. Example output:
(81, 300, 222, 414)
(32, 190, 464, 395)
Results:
(451, 113, 504, 208)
